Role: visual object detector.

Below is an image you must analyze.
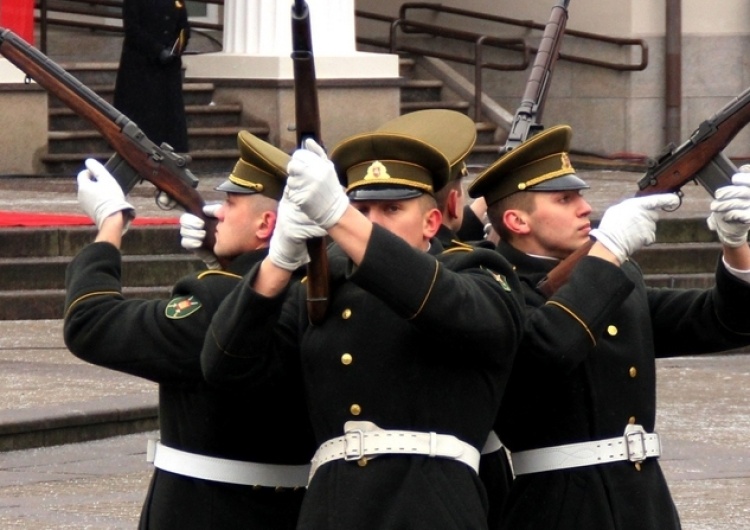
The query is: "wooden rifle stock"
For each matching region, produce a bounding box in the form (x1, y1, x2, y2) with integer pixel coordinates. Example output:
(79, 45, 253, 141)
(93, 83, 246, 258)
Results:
(291, 0, 329, 325)
(0, 27, 227, 267)
(537, 84, 750, 296)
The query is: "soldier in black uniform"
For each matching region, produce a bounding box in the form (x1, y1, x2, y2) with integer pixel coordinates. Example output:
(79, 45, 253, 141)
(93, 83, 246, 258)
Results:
(468, 124, 750, 530)
(202, 122, 526, 529)
(375, 109, 515, 528)
(63, 132, 315, 530)
(114, 0, 190, 153)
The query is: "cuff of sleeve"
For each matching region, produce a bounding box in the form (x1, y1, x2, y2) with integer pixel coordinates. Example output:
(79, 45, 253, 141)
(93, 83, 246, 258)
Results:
(722, 255, 750, 284)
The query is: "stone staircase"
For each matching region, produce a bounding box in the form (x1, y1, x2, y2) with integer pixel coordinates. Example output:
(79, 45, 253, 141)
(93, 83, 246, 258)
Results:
(0, 56, 722, 321)
(0, 224, 202, 320)
(398, 56, 503, 168)
(41, 63, 270, 176)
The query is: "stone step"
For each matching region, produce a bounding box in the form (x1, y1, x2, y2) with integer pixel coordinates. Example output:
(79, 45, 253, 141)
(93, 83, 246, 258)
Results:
(0, 225, 183, 258)
(46, 125, 262, 154)
(401, 79, 444, 103)
(0, 286, 172, 320)
(40, 148, 241, 176)
(633, 242, 721, 275)
(0, 254, 201, 291)
(48, 103, 244, 131)
(643, 273, 715, 289)
(48, 81, 217, 109)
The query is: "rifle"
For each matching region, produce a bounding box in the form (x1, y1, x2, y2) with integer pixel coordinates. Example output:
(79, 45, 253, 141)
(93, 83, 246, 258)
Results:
(536, 86, 750, 296)
(0, 27, 225, 267)
(291, 0, 329, 325)
(503, 0, 570, 152)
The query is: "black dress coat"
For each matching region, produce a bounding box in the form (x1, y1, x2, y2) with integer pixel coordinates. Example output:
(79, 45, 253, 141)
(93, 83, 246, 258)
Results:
(435, 223, 514, 530)
(64, 243, 315, 530)
(114, 0, 190, 152)
(494, 240, 750, 530)
(202, 225, 526, 530)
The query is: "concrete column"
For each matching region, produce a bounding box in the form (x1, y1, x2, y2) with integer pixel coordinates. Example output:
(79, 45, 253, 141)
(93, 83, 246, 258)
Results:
(0, 60, 48, 175)
(184, 0, 401, 152)
(222, 0, 355, 55)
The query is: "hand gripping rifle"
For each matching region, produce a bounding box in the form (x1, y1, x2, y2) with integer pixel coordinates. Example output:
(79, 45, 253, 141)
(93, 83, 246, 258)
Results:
(0, 27, 226, 268)
(536, 86, 750, 296)
(291, 0, 329, 325)
(503, 0, 570, 152)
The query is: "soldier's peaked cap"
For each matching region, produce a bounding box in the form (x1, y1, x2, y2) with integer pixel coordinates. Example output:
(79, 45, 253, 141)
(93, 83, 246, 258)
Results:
(375, 109, 477, 180)
(214, 131, 288, 200)
(330, 131, 452, 201)
(468, 124, 589, 205)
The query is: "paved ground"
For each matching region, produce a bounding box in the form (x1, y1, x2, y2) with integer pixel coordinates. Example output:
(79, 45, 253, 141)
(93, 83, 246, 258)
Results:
(0, 167, 745, 528)
(1, 320, 749, 529)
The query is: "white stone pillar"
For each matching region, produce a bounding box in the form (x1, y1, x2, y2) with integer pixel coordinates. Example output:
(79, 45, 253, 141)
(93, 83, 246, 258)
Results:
(188, 0, 397, 79)
(223, 0, 355, 55)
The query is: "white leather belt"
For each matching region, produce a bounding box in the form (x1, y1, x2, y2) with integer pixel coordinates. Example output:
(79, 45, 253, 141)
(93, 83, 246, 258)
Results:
(309, 421, 481, 481)
(511, 424, 661, 475)
(147, 439, 310, 488)
(481, 430, 504, 454)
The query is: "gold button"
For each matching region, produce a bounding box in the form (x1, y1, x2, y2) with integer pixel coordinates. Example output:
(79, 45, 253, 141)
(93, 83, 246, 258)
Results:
(350, 404, 361, 416)
(634, 462, 642, 471)
(357, 457, 368, 467)
(341, 353, 353, 365)
(607, 325, 618, 336)
(628, 416, 636, 424)
(629, 366, 637, 378)
(342, 308, 352, 319)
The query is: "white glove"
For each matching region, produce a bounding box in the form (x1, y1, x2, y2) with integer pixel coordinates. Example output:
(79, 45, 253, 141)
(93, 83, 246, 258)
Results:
(76, 158, 136, 233)
(286, 138, 349, 229)
(707, 168, 750, 248)
(180, 203, 222, 269)
(590, 193, 680, 263)
(268, 190, 327, 271)
(156, 191, 177, 210)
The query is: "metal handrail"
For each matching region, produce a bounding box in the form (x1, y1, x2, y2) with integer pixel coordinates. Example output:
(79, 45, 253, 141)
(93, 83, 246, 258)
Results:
(389, 18, 529, 120)
(399, 2, 648, 71)
(35, 0, 223, 53)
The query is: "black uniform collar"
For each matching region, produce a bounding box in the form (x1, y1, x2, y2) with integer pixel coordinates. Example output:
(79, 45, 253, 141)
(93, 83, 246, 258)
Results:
(225, 248, 269, 275)
(496, 240, 559, 288)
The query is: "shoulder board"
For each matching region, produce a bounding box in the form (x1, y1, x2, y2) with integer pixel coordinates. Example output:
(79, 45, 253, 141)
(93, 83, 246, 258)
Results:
(196, 270, 243, 280)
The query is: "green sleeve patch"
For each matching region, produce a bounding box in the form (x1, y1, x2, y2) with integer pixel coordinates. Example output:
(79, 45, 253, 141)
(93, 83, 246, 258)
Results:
(165, 295, 203, 319)
(481, 266, 512, 292)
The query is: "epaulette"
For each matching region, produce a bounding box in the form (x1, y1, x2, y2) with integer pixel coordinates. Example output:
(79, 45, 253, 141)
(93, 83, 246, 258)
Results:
(196, 270, 242, 280)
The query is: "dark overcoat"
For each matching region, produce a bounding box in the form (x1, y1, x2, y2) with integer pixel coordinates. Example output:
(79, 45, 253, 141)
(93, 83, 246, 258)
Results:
(114, 0, 190, 152)
(64, 243, 315, 530)
(203, 225, 526, 530)
(435, 223, 514, 530)
(494, 240, 750, 530)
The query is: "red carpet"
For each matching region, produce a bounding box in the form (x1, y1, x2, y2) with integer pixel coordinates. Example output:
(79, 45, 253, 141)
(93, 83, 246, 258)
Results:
(0, 210, 178, 227)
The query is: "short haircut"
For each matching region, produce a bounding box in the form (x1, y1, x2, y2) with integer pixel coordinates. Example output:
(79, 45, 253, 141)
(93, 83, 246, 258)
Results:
(487, 191, 536, 242)
(434, 178, 462, 212)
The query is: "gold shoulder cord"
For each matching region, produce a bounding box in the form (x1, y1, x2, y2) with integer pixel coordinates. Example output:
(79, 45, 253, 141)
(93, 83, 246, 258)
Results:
(409, 260, 440, 320)
(545, 300, 596, 346)
(64, 290, 121, 319)
(197, 270, 242, 280)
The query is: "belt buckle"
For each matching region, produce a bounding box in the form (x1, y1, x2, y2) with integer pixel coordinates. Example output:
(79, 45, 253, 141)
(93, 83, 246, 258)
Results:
(343, 429, 365, 461)
(624, 424, 647, 463)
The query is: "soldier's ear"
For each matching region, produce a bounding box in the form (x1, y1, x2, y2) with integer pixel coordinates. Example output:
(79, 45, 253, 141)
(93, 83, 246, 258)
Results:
(503, 209, 530, 236)
(424, 208, 442, 239)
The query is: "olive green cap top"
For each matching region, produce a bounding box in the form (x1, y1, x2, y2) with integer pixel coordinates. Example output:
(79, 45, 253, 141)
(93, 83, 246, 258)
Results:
(330, 131, 452, 201)
(468, 124, 589, 205)
(214, 131, 289, 200)
(375, 109, 477, 180)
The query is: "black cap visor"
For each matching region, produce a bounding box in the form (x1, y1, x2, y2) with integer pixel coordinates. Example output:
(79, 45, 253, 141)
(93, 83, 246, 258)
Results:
(347, 185, 424, 201)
